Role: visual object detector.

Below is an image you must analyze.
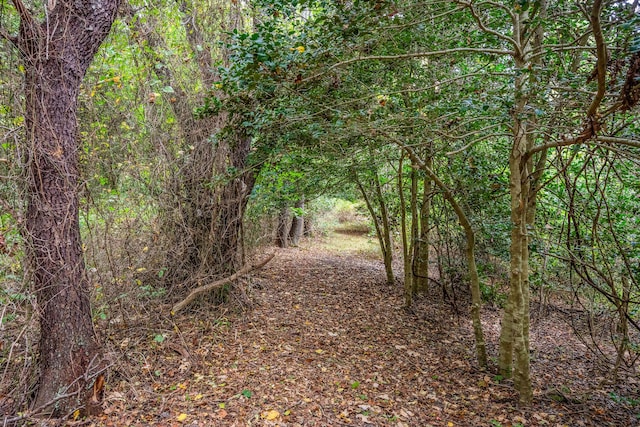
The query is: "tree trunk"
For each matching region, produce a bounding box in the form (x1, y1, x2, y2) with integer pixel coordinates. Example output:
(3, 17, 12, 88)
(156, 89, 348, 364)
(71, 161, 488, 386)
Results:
(373, 172, 395, 285)
(289, 196, 305, 246)
(402, 146, 487, 369)
(413, 148, 432, 292)
(398, 153, 413, 306)
(12, 0, 118, 415)
(354, 167, 395, 285)
(409, 159, 420, 295)
(127, 4, 255, 280)
(497, 19, 534, 400)
(303, 216, 313, 237)
(275, 205, 291, 248)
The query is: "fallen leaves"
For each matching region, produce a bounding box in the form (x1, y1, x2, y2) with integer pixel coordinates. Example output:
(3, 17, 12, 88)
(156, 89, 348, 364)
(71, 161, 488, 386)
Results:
(261, 409, 279, 420)
(92, 244, 639, 427)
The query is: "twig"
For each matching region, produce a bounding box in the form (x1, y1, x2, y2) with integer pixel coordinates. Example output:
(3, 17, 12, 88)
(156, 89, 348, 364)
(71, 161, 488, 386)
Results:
(171, 253, 276, 314)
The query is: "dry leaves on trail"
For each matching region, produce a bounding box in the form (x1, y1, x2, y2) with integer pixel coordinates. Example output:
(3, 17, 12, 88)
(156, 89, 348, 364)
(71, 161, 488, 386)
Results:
(97, 243, 639, 426)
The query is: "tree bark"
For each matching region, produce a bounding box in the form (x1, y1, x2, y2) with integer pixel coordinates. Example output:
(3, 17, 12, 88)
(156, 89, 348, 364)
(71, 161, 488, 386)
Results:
(497, 9, 533, 403)
(289, 196, 305, 246)
(275, 204, 291, 248)
(12, 0, 118, 415)
(413, 148, 431, 293)
(398, 153, 413, 307)
(409, 158, 420, 294)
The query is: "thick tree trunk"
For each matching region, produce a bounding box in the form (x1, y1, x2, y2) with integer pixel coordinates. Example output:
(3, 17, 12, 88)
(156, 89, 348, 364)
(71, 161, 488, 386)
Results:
(205, 130, 255, 275)
(303, 216, 313, 237)
(14, 0, 118, 416)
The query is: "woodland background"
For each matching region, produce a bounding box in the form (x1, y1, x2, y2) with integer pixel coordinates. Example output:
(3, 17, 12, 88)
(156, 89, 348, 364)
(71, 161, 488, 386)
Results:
(0, 0, 640, 424)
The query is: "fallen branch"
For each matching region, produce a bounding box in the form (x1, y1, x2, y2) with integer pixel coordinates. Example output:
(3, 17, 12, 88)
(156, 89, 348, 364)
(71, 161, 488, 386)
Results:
(171, 253, 276, 315)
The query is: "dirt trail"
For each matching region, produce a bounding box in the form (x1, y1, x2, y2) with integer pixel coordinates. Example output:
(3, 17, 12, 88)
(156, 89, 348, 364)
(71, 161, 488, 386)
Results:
(99, 240, 639, 427)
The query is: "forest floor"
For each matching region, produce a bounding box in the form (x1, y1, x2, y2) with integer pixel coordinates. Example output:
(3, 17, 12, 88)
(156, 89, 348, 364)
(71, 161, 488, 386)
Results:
(92, 231, 640, 427)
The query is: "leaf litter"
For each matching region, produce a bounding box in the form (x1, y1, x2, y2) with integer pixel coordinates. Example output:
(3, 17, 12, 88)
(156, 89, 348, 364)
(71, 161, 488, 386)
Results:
(94, 241, 639, 427)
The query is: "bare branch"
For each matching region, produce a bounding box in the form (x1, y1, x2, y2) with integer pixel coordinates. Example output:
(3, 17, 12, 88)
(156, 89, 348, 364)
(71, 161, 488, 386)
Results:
(171, 253, 276, 314)
(290, 70, 511, 124)
(384, 4, 462, 30)
(434, 123, 503, 141)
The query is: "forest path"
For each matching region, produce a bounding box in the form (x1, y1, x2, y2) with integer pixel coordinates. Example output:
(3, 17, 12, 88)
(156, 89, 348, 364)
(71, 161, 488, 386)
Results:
(100, 235, 636, 427)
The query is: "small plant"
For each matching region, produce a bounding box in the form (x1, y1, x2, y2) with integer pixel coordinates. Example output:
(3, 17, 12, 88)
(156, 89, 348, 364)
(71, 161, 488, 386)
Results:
(350, 381, 360, 389)
(610, 391, 640, 407)
(215, 317, 231, 327)
(0, 313, 16, 325)
(140, 284, 167, 299)
(480, 281, 506, 307)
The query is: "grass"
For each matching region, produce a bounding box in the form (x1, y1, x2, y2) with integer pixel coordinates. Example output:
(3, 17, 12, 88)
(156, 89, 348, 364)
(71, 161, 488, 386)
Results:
(315, 228, 381, 259)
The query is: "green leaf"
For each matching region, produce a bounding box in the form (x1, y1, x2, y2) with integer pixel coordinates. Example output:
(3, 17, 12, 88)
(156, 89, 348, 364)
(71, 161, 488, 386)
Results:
(241, 389, 252, 398)
(154, 334, 165, 343)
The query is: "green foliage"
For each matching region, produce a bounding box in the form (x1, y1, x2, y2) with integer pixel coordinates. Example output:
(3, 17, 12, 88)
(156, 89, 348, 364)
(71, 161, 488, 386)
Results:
(480, 282, 506, 308)
(139, 284, 167, 299)
(609, 392, 640, 407)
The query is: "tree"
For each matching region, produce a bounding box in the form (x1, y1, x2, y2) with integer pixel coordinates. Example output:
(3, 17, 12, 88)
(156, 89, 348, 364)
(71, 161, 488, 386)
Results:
(1, 0, 119, 416)
(124, 0, 256, 285)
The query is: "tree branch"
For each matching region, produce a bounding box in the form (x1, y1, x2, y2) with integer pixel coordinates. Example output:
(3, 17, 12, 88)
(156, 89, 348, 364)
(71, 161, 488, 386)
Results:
(171, 253, 276, 314)
(300, 48, 514, 84)
(456, 0, 519, 52)
(10, 0, 30, 21)
(594, 136, 640, 148)
(526, 133, 640, 159)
